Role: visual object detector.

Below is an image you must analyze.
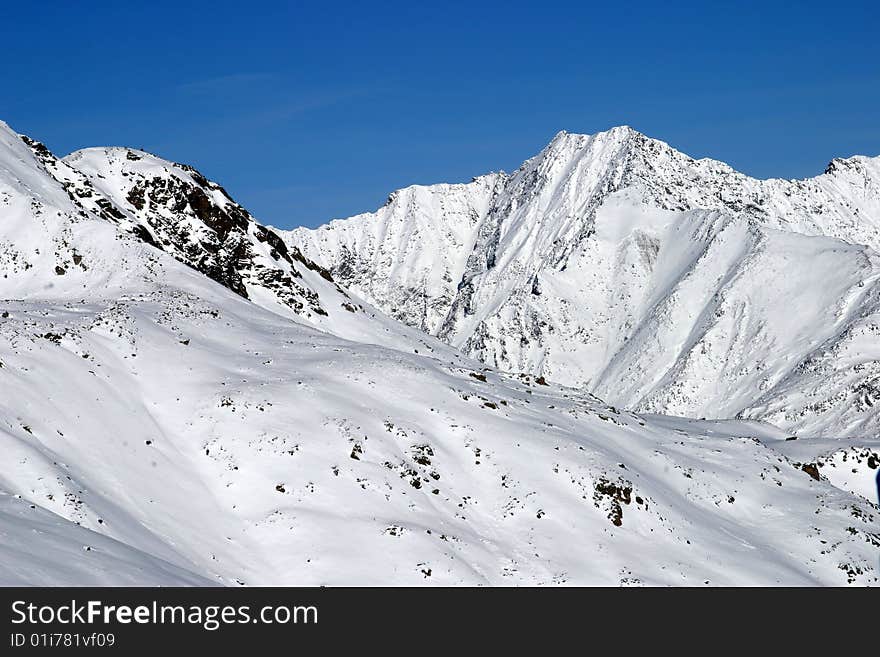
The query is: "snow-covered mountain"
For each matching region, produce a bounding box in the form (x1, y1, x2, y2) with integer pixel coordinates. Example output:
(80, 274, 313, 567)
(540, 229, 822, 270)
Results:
(1, 119, 878, 586)
(286, 127, 880, 439)
(10, 126, 458, 357)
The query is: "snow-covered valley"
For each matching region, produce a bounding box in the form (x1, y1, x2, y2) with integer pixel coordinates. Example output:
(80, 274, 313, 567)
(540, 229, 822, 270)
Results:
(1, 120, 878, 585)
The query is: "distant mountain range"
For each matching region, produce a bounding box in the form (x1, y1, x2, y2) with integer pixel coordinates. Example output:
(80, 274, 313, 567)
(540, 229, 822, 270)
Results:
(0, 120, 877, 585)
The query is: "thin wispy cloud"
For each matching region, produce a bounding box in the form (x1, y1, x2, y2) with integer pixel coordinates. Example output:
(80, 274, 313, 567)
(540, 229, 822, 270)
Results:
(175, 72, 276, 95)
(243, 87, 371, 126)
(173, 74, 376, 130)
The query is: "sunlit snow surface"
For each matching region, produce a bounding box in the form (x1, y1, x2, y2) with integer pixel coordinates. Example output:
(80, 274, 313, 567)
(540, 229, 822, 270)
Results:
(1, 121, 878, 585)
(289, 127, 880, 440)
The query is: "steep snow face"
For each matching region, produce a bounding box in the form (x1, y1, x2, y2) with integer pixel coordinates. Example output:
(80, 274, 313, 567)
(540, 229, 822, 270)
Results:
(287, 174, 507, 333)
(286, 127, 880, 438)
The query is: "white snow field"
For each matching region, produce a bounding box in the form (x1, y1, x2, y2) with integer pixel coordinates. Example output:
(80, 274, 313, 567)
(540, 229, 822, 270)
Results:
(1, 120, 878, 585)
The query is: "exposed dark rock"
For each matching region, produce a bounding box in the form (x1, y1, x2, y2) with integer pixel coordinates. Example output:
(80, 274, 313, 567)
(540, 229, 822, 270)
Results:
(594, 478, 633, 526)
(801, 463, 821, 481)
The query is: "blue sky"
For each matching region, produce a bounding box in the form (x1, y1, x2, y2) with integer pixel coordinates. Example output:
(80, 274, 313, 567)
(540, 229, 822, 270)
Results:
(1, 1, 878, 228)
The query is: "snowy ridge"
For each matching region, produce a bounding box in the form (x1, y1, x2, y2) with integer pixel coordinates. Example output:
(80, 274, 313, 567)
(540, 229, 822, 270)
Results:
(0, 120, 878, 585)
(287, 127, 880, 438)
(4, 125, 458, 356)
(282, 173, 507, 334)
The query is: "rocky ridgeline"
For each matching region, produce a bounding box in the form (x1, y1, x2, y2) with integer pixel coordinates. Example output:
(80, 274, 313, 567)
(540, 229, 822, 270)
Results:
(20, 133, 337, 320)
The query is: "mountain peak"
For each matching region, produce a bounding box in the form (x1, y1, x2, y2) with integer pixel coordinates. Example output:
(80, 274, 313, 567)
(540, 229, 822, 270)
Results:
(65, 145, 156, 163)
(533, 125, 676, 180)
(287, 120, 880, 445)
(551, 124, 640, 141)
(824, 153, 880, 177)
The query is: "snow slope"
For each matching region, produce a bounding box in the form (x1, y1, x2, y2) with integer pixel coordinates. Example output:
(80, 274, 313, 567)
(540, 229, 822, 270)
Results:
(11, 131, 455, 357)
(287, 127, 880, 439)
(1, 120, 878, 585)
(0, 496, 213, 586)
